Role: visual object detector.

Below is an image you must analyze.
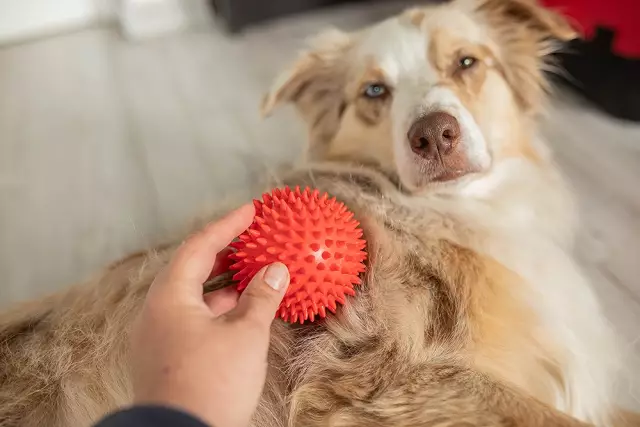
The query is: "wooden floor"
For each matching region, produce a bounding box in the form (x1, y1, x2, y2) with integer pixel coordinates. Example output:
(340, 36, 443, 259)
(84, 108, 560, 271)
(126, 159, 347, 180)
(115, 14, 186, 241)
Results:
(0, 2, 638, 411)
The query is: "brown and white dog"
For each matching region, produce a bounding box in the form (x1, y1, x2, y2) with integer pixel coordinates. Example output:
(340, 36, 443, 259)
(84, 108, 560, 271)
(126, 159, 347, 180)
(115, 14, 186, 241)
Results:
(0, 1, 630, 426)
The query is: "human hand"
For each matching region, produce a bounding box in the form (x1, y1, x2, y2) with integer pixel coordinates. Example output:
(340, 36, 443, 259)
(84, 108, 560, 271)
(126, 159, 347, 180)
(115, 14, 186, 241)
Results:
(131, 204, 290, 427)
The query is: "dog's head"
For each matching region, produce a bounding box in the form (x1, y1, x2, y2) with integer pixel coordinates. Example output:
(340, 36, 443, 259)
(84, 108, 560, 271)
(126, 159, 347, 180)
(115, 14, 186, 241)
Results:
(262, 0, 575, 192)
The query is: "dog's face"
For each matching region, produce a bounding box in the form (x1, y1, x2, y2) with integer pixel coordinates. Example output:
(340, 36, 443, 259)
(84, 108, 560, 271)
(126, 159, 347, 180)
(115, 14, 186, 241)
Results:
(262, 0, 575, 192)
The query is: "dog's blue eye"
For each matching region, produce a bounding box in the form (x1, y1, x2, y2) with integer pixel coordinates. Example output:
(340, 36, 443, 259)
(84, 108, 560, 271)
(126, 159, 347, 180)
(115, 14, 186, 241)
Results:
(459, 56, 477, 70)
(364, 83, 387, 98)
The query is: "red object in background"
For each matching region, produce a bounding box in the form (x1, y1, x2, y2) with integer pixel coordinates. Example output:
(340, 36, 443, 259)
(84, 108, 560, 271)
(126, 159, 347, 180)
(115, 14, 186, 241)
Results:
(229, 186, 367, 324)
(542, 0, 640, 57)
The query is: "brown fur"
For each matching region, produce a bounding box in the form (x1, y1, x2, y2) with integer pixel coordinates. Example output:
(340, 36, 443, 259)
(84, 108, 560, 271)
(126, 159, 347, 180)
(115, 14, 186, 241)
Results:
(477, 0, 576, 112)
(0, 1, 634, 427)
(351, 64, 391, 126)
(406, 8, 426, 28)
(0, 167, 588, 427)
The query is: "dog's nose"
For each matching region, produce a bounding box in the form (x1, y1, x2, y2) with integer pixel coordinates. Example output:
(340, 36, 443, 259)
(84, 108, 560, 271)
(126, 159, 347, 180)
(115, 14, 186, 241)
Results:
(408, 112, 461, 158)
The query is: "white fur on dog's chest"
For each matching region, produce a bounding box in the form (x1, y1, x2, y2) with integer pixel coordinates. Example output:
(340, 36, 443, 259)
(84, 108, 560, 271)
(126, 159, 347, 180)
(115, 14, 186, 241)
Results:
(457, 181, 619, 426)
(488, 232, 617, 426)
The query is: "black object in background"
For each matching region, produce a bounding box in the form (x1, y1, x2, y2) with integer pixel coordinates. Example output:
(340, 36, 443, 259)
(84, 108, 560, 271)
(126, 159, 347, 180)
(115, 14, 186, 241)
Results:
(554, 27, 640, 122)
(211, 0, 364, 33)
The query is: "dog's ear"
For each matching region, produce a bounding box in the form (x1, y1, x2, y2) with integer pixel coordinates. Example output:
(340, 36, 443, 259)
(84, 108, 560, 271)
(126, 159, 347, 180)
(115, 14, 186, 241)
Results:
(261, 28, 352, 155)
(468, 0, 577, 112)
(477, 0, 577, 41)
(261, 28, 351, 118)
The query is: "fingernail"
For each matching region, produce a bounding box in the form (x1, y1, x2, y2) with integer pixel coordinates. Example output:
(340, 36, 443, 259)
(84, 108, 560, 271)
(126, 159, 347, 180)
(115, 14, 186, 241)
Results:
(263, 263, 289, 291)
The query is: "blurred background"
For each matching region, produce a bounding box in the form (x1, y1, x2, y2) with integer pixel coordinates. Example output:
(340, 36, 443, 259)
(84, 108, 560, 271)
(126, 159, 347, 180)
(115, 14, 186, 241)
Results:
(0, 0, 639, 410)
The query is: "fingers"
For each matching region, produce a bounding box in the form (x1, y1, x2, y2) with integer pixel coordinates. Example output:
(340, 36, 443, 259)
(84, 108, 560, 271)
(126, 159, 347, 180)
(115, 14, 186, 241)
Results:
(152, 204, 255, 302)
(230, 263, 289, 326)
(204, 286, 240, 317)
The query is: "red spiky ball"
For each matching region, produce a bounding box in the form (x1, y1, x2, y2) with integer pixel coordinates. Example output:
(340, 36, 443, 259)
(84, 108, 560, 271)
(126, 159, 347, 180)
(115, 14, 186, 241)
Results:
(228, 186, 367, 324)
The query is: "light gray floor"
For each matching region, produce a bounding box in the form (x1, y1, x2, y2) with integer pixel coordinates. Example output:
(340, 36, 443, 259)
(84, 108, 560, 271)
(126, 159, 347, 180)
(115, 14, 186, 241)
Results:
(0, 3, 639, 410)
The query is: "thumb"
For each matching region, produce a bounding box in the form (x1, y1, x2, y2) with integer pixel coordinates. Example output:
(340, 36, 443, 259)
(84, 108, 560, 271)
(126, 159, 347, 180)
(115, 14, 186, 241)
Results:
(231, 263, 289, 325)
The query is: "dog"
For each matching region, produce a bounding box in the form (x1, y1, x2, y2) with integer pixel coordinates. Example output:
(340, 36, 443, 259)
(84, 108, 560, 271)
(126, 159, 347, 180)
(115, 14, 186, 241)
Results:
(0, 0, 630, 426)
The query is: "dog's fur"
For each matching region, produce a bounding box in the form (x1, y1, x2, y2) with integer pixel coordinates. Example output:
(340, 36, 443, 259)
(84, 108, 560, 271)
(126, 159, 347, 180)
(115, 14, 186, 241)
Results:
(0, 1, 631, 426)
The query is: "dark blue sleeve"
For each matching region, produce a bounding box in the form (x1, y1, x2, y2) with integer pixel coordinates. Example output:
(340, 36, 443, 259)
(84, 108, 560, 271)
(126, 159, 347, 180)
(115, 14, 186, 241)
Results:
(94, 405, 210, 427)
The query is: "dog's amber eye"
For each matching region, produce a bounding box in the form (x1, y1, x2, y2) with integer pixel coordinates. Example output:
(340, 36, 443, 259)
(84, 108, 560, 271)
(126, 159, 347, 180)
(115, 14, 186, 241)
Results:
(363, 83, 388, 99)
(458, 56, 477, 70)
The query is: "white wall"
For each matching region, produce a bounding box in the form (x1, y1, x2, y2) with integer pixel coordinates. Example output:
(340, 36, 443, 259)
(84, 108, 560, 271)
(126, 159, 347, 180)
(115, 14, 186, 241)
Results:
(117, 0, 211, 40)
(0, 0, 211, 43)
(0, 0, 115, 43)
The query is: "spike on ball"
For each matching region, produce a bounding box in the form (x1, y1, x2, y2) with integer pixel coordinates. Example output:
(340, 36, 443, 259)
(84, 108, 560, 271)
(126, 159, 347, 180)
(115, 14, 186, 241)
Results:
(228, 186, 367, 324)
